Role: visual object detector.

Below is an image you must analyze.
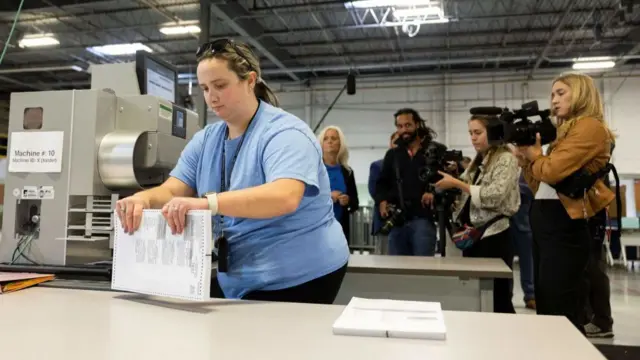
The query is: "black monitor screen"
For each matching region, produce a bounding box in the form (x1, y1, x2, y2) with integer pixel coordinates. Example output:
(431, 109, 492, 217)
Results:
(136, 51, 178, 104)
(172, 107, 187, 139)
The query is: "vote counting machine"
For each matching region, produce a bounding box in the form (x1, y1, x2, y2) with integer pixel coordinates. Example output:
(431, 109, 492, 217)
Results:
(0, 51, 200, 268)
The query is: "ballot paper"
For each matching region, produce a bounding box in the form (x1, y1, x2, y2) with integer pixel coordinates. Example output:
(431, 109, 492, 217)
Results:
(111, 210, 213, 301)
(332, 297, 447, 340)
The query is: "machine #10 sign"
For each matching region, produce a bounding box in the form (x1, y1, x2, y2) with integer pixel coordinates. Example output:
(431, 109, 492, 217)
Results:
(8, 131, 64, 173)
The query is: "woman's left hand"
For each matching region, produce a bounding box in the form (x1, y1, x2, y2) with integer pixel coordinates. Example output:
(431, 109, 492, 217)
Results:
(523, 133, 543, 161)
(162, 197, 209, 235)
(338, 194, 350, 206)
(434, 171, 460, 190)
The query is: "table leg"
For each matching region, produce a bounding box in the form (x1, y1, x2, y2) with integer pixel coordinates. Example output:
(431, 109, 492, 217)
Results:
(479, 278, 494, 312)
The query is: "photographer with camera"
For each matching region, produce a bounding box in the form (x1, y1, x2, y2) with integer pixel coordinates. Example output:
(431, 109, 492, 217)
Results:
(515, 72, 615, 334)
(375, 109, 439, 256)
(434, 114, 520, 314)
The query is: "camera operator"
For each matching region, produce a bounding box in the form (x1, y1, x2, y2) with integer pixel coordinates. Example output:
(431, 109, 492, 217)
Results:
(434, 114, 520, 314)
(515, 72, 615, 334)
(375, 108, 438, 256)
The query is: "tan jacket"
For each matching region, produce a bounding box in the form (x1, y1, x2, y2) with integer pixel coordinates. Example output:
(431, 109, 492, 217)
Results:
(522, 117, 615, 219)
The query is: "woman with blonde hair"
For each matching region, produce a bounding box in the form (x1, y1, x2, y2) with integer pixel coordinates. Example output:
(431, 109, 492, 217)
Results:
(515, 72, 615, 334)
(435, 114, 520, 313)
(318, 125, 359, 243)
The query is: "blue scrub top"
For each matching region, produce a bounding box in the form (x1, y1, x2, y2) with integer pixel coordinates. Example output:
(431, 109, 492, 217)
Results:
(170, 100, 350, 299)
(325, 163, 347, 220)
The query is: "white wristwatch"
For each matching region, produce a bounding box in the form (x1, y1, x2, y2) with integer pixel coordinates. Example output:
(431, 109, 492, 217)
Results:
(205, 192, 219, 215)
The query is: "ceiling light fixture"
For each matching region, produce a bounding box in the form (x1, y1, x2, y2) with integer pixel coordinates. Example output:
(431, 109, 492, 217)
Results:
(87, 43, 152, 56)
(345, 0, 433, 8)
(18, 34, 59, 48)
(572, 61, 616, 70)
(159, 25, 201, 35)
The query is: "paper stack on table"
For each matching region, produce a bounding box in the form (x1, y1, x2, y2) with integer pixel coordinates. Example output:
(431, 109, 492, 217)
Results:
(332, 297, 447, 340)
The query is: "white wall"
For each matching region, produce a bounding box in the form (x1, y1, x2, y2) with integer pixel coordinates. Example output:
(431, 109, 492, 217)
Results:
(195, 69, 640, 209)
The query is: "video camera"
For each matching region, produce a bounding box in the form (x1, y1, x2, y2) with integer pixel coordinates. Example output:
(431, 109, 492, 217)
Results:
(470, 100, 557, 146)
(419, 141, 464, 184)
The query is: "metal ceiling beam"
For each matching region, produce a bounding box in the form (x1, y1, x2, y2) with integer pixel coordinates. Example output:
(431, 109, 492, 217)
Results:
(527, 1, 577, 79)
(615, 27, 640, 67)
(209, 3, 300, 81)
(0, 0, 110, 12)
(251, 55, 640, 76)
(7, 21, 637, 60)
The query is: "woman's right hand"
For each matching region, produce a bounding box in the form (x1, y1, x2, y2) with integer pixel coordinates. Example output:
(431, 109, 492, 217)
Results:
(116, 195, 150, 234)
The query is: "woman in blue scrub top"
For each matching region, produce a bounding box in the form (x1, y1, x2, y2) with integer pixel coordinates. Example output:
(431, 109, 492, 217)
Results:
(318, 125, 359, 243)
(115, 39, 350, 304)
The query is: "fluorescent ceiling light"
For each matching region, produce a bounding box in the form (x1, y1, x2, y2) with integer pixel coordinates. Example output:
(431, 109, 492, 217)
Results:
(345, 0, 433, 9)
(18, 34, 59, 48)
(159, 25, 201, 35)
(87, 43, 152, 56)
(572, 61, 615, 70)
(572, 56, 613, 62)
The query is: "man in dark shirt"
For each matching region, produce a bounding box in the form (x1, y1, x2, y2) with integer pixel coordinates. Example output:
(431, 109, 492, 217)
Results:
(375, 108, 438, 256)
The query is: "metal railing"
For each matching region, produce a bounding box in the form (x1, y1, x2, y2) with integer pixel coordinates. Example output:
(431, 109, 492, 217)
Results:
(348, 205, 387, 254)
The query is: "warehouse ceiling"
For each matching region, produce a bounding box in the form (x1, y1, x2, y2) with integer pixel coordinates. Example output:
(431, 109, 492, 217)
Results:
(0, 0, 639, 93)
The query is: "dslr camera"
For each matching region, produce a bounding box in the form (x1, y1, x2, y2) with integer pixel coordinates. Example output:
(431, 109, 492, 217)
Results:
(378, 203, 405, 236)
(470, 100, 557, 146)
(419, 141, 464, 184)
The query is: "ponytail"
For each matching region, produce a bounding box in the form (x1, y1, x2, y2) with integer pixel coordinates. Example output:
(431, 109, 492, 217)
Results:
(254, 80, 280, 107)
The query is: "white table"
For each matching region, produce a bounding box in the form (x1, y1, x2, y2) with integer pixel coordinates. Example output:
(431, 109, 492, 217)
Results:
(336, 255, 513, 312)
(0, 287, 604, 360)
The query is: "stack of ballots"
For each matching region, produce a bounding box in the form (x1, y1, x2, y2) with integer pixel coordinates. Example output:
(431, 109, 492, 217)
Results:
(332, 297, 447, 340)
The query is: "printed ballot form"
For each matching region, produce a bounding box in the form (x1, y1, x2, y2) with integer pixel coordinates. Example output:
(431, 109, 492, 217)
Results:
(111, 209, 213, 301)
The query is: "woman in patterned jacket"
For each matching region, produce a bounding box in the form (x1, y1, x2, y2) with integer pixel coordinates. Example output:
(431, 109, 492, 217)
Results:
(434, 114, 521, 314)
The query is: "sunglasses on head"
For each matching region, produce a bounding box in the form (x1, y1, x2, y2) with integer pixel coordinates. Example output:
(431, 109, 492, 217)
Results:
(195, 38, 253, 70)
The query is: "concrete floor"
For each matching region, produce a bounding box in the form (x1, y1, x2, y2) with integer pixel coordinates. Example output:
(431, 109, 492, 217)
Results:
(511, 263, 640, 347)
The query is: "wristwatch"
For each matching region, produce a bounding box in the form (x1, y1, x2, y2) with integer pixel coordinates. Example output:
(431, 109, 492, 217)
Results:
(204, 192, 219, 215)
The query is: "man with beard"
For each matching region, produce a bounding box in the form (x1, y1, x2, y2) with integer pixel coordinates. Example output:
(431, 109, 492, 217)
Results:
(375, 108, 438, 256)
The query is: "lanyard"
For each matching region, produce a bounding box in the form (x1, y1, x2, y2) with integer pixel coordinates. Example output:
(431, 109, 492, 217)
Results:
(217, 104, 259, 234)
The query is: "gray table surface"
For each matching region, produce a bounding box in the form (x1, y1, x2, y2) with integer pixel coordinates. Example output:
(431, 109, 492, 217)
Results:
(347, 254, 513, 278)
(0, 287, 604, 360)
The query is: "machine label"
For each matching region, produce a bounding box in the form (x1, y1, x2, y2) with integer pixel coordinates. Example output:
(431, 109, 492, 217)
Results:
(21, 186, 39, 200)
(159, 103, 173, 120)
(20, 186, 55, 200)
(39, 186, 55, 199)
(8, 131, 64, 173)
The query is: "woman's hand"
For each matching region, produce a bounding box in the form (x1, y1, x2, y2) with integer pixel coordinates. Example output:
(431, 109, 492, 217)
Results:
(331, 190, 342, 203)
(162, 197, 209, 234)
(434, 171, 461, 190)
(338, 194, 350, 206)
(116, 195, 150, 235)
(522, 133, 543, 161)
(511, 146, 529, 167)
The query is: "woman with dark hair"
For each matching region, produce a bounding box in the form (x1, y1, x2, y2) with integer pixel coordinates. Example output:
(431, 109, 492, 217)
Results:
(115, 38, 349, 304)
(435, 114, 520, 314)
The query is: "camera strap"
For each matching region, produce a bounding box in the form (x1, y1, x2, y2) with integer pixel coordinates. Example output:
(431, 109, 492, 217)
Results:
(392, 149, 407, 213)
(607, 163, 623, 233)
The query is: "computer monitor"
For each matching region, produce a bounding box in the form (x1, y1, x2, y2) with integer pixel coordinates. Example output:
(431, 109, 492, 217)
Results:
(135, 50, 179, 104)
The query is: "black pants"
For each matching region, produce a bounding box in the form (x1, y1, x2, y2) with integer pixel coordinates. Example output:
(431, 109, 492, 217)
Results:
(463, 229, 516, 314)
(210, 263, 348, 304)
(531, 200, 590, 333)
(585, 210, 614, 330)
